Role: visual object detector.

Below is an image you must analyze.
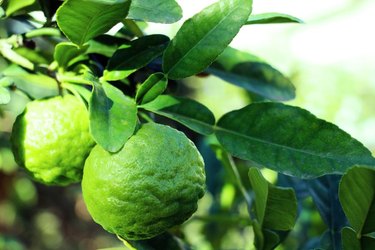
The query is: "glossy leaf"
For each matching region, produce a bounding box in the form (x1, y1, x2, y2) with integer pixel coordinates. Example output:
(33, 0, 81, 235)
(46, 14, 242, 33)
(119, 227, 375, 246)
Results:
(249, 168, 297, 231)
(0, 87, 11, 104)
(128, 0, 182, 24)
(342, 227, 361, 250)
(246, 12, 303, 25)
(5, 0, 35, 16)
(104, 35, 169, 81)
(216, 103, 375, 178)
(339, 166, 375, 234)
(135, 73, 168, 104)
(89, 80, 137, 152)
(56, 0, 131, 46)
(140, 95, 215, 135)
(163, 0, 252, 79)
(208, 47, 295, 101)
(54, 42, 88, 68)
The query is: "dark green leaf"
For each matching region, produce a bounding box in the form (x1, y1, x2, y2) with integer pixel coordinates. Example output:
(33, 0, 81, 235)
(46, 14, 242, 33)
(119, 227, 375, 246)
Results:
(136, 73, 168, 104)
(89, 80, 137, 152)
(339, 166, 375, 234)
(246, 12, 303, 25)
(56, 0, 131, 46)
(54, 42, 88, 68)
(128, 0, 182, 24)
(104, 35, 169, 81)
(342, 227, 361, 250)
(140, 95, 215, 135)
(263, 229, 281, 250)
(124, 232, 187, 250)
(362, 235, 375, 250)
(248, 168, 297, 231)
(216, 103, 375, 178)
(208, 47, 295, 101)
(0, 87, 11, 104)
(163, 0, 252, 79)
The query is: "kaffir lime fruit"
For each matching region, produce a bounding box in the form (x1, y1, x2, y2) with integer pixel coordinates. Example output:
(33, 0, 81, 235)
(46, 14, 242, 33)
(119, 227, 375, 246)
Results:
(82, 123, 206, 240)
(11, 95, 95, 186)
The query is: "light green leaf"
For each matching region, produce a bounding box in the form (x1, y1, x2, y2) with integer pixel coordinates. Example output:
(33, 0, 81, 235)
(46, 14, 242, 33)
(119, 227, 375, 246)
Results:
(248, 168, 297, 231)
(56, 0, 131, 46)
(342, 227, 361, 250)
(104, 35, 169, 81)
(89, 80, 137, 152)
(54, 42, 88, 68)
(0, 86, 10, 104)
(136, 73, 168, 104)
(0, 43, 34, 70)
(5, 0, 35, 16)
(140, 95, 215, 135)
(246, 12, 303, 25)
(163, 0, 252, 79)
(339, 166, 375, 234)
(2, 65, 58, 99)
(128, 0, 182, 24)
(216, 103, 375, 178)
(208, 47, 295, 101)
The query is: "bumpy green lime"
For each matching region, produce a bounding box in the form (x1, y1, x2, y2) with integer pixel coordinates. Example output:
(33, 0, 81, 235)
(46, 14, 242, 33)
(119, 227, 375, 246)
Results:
(82, 123, 206, 240)
(11, 95, 95, 186)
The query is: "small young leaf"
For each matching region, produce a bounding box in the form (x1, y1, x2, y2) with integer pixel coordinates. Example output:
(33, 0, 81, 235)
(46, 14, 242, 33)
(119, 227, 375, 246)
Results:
(216, 103, 375, 178)
(56, 0, 131, 46)
(163, 0, 252, 79)
(0, 87, 11, 104)
(89, 80, 137, 152)
(208, 47, 295, 101)
(135, 73, 168, 104)
(104, 35, 169, 81)
(140, 95, 215, 135)
(128, 0, 183, 24)
(249, 168, 297, 231)
(246, 12, 303, 25)
(339, 166, 375, 234)
(54, 42, 88, 68)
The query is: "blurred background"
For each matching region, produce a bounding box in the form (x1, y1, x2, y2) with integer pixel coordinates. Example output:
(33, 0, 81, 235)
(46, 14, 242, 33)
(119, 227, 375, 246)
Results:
(1, 0, 374, 249)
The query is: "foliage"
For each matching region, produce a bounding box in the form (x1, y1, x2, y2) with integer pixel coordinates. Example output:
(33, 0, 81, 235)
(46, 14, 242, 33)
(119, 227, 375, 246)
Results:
(0, 0, 374, 249)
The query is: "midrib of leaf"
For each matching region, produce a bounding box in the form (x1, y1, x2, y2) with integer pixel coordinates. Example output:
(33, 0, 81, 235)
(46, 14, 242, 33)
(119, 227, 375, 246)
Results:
(215, 126, 373, 164)
(165, 2, 245, 76)
(152, 110, 213, 130)
(78, 4, 121, 46)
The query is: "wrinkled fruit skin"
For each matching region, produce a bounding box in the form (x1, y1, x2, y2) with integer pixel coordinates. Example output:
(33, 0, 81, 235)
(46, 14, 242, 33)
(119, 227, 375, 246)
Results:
(11, 95, 95, 186)
(82, 123, 206, 240)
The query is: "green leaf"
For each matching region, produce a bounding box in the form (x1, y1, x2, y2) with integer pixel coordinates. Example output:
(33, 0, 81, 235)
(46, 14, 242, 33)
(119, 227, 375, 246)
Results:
(0, 87, 10, 104)
(124, 232, 188, 250)
(140, 95, 215, 135)
(56, 0, 131, 46)
(248, 168, 297, 231)
(342, 227, 361, 250)
(163, 0, 252, 80)
(54, 42, 88, 68)
(339, 166, 375, 234)
(136, 73, 168, 104)
(208, 47, 295, 101)
(246, 12, 303, 25)
(104, 35, 169, 81)
(89, 80, 137, 152)
(216, 103, 375, 178)
(362, 235, 375, 250)
(2, 65, 58, 99)
(128, 0, 182, 24)
(5, 0, 35, 16)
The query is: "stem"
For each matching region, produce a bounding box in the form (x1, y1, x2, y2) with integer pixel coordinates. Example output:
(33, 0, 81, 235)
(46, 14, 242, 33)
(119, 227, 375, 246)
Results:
(57, 74, 93, 86)
(25, 28, 61, 38)
(122, 19, 144, 37)
(227, 153, 253, 216)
